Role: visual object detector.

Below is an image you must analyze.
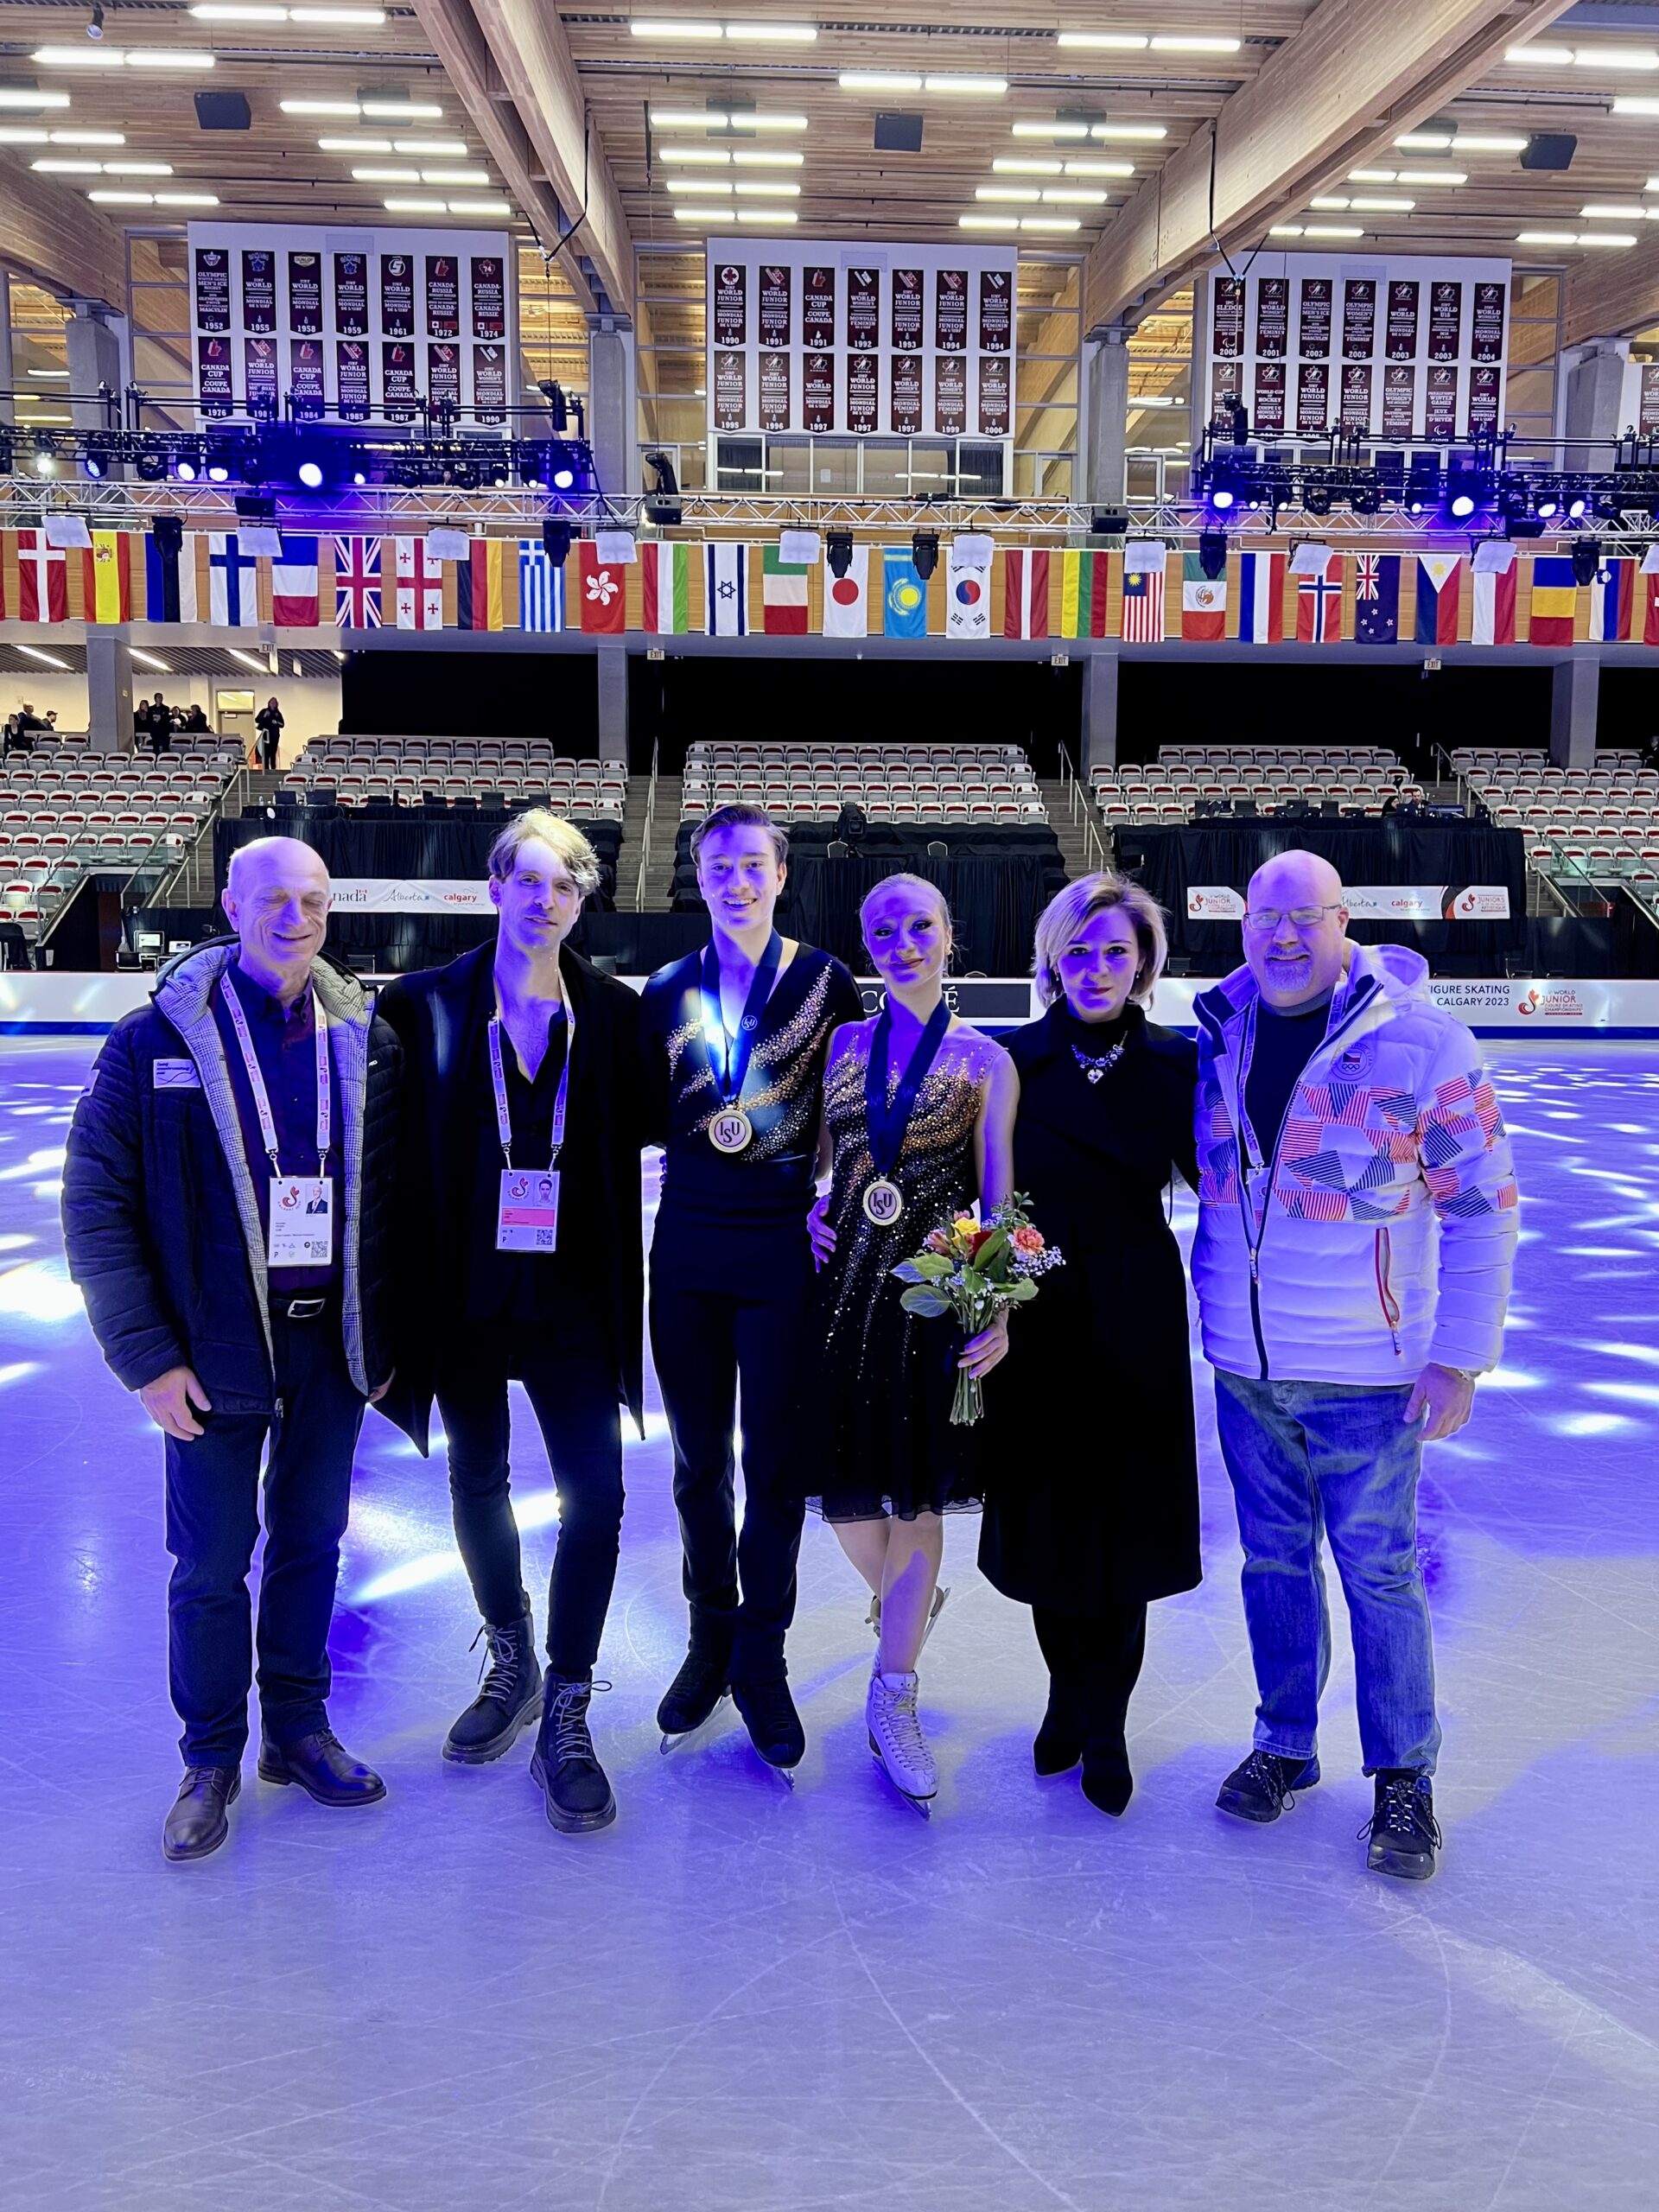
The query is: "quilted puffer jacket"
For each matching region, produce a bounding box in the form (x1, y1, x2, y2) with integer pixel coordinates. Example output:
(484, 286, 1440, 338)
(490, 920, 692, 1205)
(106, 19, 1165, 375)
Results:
(62, 938, 403, 1412)
(1192, 941, 1519, 1387)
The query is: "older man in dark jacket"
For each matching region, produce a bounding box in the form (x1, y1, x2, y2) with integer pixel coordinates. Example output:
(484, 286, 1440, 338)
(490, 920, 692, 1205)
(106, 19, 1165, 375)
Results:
(63, 836, 402, 1862)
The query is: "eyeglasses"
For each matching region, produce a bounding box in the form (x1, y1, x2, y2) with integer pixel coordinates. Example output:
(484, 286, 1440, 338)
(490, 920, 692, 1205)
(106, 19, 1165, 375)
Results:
(1242, 904, 1344, 934)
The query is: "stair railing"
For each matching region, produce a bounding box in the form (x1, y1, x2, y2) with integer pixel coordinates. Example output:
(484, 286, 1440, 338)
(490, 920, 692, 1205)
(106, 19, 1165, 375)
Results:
(633, 742, 659, 912)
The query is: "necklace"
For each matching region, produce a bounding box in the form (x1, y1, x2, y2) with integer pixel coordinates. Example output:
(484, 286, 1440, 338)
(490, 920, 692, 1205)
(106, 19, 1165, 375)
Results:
(1071, 1039, 1128, 1085)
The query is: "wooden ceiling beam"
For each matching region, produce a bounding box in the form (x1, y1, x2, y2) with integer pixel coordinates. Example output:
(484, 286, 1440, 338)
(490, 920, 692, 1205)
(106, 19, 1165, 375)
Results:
(1081, 0, 1574, 334)
(1561, 247, 1659, 350)
(0, 158, 127, 312)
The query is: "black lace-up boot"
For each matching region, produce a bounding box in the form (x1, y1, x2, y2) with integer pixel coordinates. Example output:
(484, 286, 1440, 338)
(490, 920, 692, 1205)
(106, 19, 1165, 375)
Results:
(531, 1675, 616, 1834)
(656, 1648, 730, 1740)
(732, 1676, 805, 1770)
(443, 1609, 543, 1765)
(1216, 1748, 1321, 1823)
(1363, 1770, 1441, 1880)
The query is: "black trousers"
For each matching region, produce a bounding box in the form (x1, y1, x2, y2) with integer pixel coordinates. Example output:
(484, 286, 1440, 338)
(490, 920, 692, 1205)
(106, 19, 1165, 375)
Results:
(435, 1330, 624, 1679)
(163, 1302, 365, 1768)
(1032, 1601, 1148, 1760)
(648, 1208, 812, 1684)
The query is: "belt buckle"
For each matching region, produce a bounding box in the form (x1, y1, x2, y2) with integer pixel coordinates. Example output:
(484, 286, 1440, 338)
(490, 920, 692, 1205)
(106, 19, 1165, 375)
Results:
(286, 1295, 327, 1321)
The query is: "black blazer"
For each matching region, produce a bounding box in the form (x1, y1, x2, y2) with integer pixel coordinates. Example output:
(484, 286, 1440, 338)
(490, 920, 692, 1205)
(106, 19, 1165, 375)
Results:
(979, 998, 1202, 1611)
(378, 940, 646, 1451)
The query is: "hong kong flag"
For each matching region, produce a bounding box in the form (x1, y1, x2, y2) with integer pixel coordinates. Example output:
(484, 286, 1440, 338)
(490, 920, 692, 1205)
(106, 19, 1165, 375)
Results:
(576, 541, 626, 634)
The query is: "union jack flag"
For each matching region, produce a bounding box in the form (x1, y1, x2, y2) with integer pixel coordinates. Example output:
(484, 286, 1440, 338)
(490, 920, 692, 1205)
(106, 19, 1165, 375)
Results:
(334, 536, 382, 628)
(1356, 555, 1383, 599)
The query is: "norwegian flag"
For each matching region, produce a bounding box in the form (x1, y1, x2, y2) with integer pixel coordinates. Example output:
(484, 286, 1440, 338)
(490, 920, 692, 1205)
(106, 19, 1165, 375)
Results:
(334, 537, 382, 628)
(1295, 557, 1343, 644)
(394, 536, 443, 631)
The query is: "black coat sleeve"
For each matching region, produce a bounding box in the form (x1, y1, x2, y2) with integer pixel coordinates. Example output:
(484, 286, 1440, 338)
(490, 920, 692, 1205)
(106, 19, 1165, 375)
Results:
(1165, 1036, 1200, 1192)
(636, 976, 673, 1149)
(61, 1025, 188, 1394)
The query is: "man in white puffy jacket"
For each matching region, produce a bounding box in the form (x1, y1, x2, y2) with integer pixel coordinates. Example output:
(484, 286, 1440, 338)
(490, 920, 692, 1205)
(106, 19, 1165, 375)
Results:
(1192, 849, 1518, 1881)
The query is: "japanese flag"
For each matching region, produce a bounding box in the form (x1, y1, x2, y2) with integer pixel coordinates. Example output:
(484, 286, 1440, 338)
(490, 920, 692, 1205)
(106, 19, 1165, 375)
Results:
(822, 543, 870, 638)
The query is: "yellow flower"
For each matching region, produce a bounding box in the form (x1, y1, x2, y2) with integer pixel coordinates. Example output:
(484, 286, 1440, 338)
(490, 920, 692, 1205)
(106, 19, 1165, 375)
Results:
(951, 1215, 977, 1240)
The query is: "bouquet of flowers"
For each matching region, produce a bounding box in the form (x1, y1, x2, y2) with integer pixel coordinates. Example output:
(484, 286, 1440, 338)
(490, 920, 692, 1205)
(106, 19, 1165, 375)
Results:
(891, 1194, 1063, 1426)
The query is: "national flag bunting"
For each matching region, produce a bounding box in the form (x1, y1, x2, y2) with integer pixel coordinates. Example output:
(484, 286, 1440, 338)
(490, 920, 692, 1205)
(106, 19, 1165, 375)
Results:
(761, 544, 810, 636)
(394, 535, 443, 631)
(1059, 549, 1109, 639)
(1180, 553, 1227, 642)
(144, 528, 198, 624)
(1120, 562, 1165, 644)
(1002, 548, 1048, 639)
(578, 540, 627, 636)
(946, 542, 991, 640)
(1414, 554, 1462, 645)
(1590, 557, 1634, 643)
(822, 543, 869, 638)
(1236, 550, 1285, 643)
(641, 541, 690, 635)
(1294, 553, 1343, 645)
(1352, 553, 1400, 644)
(16, 530, 67, 624)
(1471, 560, 1516, 646)
(334, 536, 382, 628)
(455, 537, 509, 632)
(704, 542, 748, 636)
(272, 535, 321, 628)
(1529, 556, 1578, 647)
(1645, 570, 1659, 649)
(208, 531, 260, 627)
(86, 531, 133, 624)
(882, 548, 928, 639)
(518, 539, 565, 632)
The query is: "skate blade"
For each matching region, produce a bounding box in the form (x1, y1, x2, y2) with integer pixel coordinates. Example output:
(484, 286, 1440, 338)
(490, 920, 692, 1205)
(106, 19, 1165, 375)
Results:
(658, 1691, 732, 1756)
(868, 1734, 936, 1816)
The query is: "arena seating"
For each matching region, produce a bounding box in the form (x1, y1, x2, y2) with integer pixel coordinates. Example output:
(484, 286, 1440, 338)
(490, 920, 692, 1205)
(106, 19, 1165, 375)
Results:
(1092, 747, 1418, 830)
(681, 742, 1046, 824)
(1452, 747, 1659, 887)
(0, 731, 239, 946)
(289, 735, 626, 820)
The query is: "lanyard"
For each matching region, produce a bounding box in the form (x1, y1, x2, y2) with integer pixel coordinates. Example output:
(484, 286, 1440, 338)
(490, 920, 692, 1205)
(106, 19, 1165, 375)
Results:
(699, 931, 781, 1109)
(864, 997, 953, 1179)
(487, 1002, 573, 1169)
(221, 975, 330, 1172)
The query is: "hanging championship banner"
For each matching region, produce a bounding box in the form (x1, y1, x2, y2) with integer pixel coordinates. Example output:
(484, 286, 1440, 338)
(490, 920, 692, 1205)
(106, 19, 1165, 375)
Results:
(935, 267, 968, 351)
(1256, 277, 1288, 359)
(1382, 364, 1415, 437)
(245, 336, 278, 412)
(382, 340, 417, 418)
(978, 269, 1012, 353)
(979, 354, 1010, 436)
(290, 338, 325, 411)
(804, 353, 835, 431)
(1297, 361, 1330, 435)
(935, 355, 966, 435)
(288, 251, 322, 336)
(714, 349, 746, 429)
(1424, 364, 1458, 438)
(1213, 275, 1245, 358)
(1468, 364, 1501, 435)
(1298, 276, 1332, 359)
(242, 249, 276, 334)
(847, 356, 878, 435)
(891, 353, 922, 435)
(198, 336, 233, 413)
(334, 251, 368, 337)
(760, 353, 791, 430)
(380, 252, 414, 336)
(1471, 282, 1505, 363)
(1642, 362, 1659, 435)
(194, 247, 231, 334)
(473, 343, 506, 423)
(714, 262, 747, 347)
(892, 267, 924, 349)
(759, 264, 791, 348)
(1341, 280, 1375, 361)
(1339, 364, 1372, 432)
(471, 255, 505, 340)
(1386, 281, 1420, 360)
(1428, 280, 1462, 362)
(336, 340, 370, 421)
(1253, 360, 1286, 435)
(849, 267, 880, 352)
(425, 254, 460, 340)
(428, 341, 461, 413)
(804, 264, 835, 347)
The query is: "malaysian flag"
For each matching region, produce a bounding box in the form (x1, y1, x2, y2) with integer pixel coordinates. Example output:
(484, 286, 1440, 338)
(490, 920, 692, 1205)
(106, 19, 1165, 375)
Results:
(1120, 567, 1164, 643)
(334, 536, 382, 628)
(518, 540, 566, 632)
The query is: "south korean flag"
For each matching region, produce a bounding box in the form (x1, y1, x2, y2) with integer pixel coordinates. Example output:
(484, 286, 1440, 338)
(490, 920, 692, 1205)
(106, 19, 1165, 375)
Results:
(946, 534, 992, 641)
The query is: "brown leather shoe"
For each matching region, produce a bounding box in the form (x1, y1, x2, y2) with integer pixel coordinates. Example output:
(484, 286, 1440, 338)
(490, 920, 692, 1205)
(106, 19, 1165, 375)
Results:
(257, 1726, 386, 1807)
(162, 1766, 241, 1862)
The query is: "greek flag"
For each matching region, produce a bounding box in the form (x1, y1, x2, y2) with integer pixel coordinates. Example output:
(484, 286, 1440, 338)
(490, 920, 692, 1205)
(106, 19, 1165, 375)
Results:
(518, 540, 565, 632)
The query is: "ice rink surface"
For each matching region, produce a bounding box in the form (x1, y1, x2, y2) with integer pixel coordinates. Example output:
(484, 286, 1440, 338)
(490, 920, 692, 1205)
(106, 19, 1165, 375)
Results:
(0, 1032, 1655, 2211)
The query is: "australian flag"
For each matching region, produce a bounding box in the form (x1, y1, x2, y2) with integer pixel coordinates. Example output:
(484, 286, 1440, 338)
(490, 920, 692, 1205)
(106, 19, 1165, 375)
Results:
(1353, 552, 1400, 645)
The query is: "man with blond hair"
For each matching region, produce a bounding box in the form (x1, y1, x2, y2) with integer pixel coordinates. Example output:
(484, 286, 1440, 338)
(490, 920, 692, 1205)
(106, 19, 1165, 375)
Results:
(64, 836, 403, 1860)
(1192, 848, 1518, 1880)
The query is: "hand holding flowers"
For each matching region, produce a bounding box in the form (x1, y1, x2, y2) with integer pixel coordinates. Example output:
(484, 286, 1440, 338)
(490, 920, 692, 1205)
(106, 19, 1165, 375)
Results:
(891, 1196, 1063, 1424)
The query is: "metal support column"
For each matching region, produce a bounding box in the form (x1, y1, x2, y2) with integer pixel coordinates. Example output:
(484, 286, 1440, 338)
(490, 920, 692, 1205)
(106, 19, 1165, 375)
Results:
(1549, 650, 1600, 769)
(86, 630, 135, 756)
(1081, 647, 1119, 771)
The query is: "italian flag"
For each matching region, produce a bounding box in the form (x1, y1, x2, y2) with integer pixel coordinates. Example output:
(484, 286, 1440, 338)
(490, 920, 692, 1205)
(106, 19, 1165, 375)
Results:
(761, 544, 810, 634)
(641, 541, 690, 634)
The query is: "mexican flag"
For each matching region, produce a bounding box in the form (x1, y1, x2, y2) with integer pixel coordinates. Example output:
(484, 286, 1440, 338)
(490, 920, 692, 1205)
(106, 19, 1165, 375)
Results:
(761, 544, 810, 634)
(1180, 552, 1226, 641)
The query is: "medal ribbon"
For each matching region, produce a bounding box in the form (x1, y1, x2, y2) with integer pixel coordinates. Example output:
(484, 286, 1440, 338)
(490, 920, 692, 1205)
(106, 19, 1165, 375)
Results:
(699, 931, 782, 1110)
(487, 1003, 573, 1170)
(864, 996, 952, 1181)
(221, 974, 330, 1172)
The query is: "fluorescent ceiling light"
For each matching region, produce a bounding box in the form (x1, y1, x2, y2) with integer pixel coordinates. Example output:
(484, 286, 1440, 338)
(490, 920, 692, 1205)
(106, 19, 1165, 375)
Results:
(157, 192, 219, 205)
(1348, 168, 1396, 181)
(1394, 131, 1451, 149)
(1576, 232, 1638, 246)
(229, 650, 271, 675)
(1012, 120, 1089, 139)
(1396, 168, 1465, 186)
(421, 166, 487, 186)
(667, 175, 730, 193)
(319, 135, 391, 150)
(383, 196, 447, 213)
(392, 138, 467, 156)
(1452, 134, 1528, 151)
(1516, 231, 1578, 245)
(994, 157, 1062, 174)
(1572, 46, 1659, 71)
(976, 185, 1040, 202)
(191, 4, 288, 18)
(1612, 98, 1659, 116)
(290, 6, 389, 18)
(20, 644, 71, 668)
(130, 650, 172, 672)
(1041, 187, 1108, 204)
(1132, 394, 1183, 407)
(1309, 195, 1350, 208)
(446, 197, 510, 215)
(661, 145, 730, 162)
(925, 76, 1007, 94)
(353, 165, 422, 181)
(1581, 203, 1652, 219)
(1303, 224, 1364, 238)
(724, 22, 816, 41)
(736, 207, 795, 222)
(1057, 32, 1146, 48)
(51, 129, 124, 144)
(0, 89, 71, 108)
(31, 156, 102, 172)
(649, 108, 727, 126)
(1645, 176, 1659, 192)
(1020, 216, 1081, 232)
(0, 127, 50, 142)
(745, 113, 807, 130)
(731, 149, 801, 165)
(1347, 195, 1414, 211)
(731, 180, 799, 196)
(672, 207, 735, 221)
(27, 368, 71, 377)
(960, 213, 1016, 228)
(838, 72, 921, 91)
(32, 46, 217, 68)
(283, 99, 362, 115)
(1505, 44, 1573, 66)
(1150, 35, 1240, 52)
(1065, 159, 1134, 176)
(631, 19, 724, 37)
(1094, 122, 1168, 141)
(359, 101, 443, 118)
(88, 188, 157, 202)
(104, 159, 175, 175)
(1269, 224, 1304, 237)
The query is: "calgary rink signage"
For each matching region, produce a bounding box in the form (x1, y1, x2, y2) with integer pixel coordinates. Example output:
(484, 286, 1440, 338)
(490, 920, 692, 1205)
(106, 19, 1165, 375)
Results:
(1186, 885, 1513, 921)
(189, 223, 514, 429)
(704, 238, 1019, 442)
(1201, 251, 1510, 443)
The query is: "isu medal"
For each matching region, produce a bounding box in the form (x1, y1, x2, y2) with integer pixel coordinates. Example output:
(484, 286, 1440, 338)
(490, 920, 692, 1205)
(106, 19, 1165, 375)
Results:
(701, 930, 782, 1157)
(862, 1176, 905, 1226)
(709, 1108, 754, 1154)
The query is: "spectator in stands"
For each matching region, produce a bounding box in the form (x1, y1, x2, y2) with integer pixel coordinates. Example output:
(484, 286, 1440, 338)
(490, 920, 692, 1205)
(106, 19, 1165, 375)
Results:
(378, 810, 645, 1837)
(182, 702, 209, 734)
(1192, 849, 1518, 1882)
(256, 697, 285, 773)
(978, 873, 1201, 1817)
(60, 836, 403, 1863)
(142, 692, 174, 756)
(4, 702, 45, 759)
(638, 804, 862, 1776)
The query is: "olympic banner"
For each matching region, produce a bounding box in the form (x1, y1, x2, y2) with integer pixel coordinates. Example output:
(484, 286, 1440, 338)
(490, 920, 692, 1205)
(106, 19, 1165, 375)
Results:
(1186, 885, 1512, 921)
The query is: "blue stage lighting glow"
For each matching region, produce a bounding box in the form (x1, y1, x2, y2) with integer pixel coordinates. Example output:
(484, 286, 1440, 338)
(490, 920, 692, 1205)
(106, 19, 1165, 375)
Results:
(207, 461, 230, 483)
(83, 454, 103, 480)
(297, 460, 325, 490)
(0, 1361, 41, 1389)
(1536, 497, 1559, 518)
(551, 466, 575, 490)
(1211, 487, 1235, 511)
(1450, 493, 1476, 518)
(175, 458, 198, 483)
(1567, 495, 1588, 519)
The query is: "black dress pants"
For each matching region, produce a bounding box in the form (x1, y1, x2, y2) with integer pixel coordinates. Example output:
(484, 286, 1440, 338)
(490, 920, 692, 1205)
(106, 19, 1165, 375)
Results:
(648, 1208, 812, 1685)
(435, 1328, 624, 1679)
(1032, 1601, 1148, 1768)
(162, 1302, 365, 1768)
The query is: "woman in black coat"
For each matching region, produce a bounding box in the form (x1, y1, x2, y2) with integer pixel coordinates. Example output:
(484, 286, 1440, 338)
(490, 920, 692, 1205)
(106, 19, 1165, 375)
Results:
(980, 872, 1201, 1817)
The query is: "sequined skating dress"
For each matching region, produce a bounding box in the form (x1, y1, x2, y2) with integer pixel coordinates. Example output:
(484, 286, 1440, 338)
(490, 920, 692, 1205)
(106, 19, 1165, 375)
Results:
(806, 1021, 1003, 1522)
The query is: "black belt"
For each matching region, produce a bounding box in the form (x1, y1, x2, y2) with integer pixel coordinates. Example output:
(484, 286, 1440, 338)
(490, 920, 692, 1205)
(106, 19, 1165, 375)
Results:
(271, 1294, 332, 1321)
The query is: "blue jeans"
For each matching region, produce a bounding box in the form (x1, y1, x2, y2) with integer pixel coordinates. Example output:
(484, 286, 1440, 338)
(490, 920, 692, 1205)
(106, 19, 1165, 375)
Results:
(1213, 1370, 1440, 1776)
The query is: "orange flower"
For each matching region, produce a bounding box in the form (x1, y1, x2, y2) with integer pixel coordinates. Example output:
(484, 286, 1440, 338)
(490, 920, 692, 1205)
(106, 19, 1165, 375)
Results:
(1013, 1224, 1045, 1254)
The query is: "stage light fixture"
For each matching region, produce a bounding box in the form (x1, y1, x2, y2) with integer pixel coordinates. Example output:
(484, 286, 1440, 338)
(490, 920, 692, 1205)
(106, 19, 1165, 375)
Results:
(543, 517, 572, 567)
(1351, 480, 1382, 515)
(1567, 493, 1588, 520)
(1406, 454, 1440, 514)
(1536, 494, 1559, 518)
(297, 460, 324, 487)
(912, 530, 939, 581)
(644, 447, 683, 526)
(1089, 508, 1130, 536)
(1303, 478, 1332, 517)
(1198, 529, 1228, 581)
(826, 528, 854, 578)
(1571, 535, 1603, 585)
(136, 448, 167, 481)
(1211, 486, 1236, 511)
(172, 442, 202, 482)
(1449, 491, 1476, 518)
